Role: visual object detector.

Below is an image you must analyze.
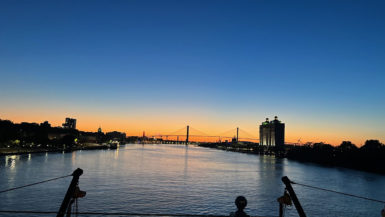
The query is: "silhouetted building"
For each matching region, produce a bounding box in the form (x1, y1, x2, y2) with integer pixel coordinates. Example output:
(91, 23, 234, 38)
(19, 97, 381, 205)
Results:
(79, 132, 98, 143)
(62, 118, 76, 129)
(106, 131, 126, 142)
(40, 121, 51, 128)
(259, 116, 285, 147)
(232, 137, 237, 144)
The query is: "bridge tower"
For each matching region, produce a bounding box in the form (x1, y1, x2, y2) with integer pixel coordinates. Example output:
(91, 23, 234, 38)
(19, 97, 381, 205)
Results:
(186, 125, 189, 145)
(237, 127, 239, 143)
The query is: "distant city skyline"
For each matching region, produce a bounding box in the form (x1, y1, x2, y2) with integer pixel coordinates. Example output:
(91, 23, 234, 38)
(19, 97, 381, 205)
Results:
(0, 115, 381, 146)
(1, 0, 385, 146)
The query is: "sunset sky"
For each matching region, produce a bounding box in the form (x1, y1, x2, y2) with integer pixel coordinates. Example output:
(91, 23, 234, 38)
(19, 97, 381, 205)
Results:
(1, 0, 385, 146)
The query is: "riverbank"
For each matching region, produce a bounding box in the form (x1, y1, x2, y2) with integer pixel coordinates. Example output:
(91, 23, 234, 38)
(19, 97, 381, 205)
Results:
(0, 143, 113, 156)
(2, 142, 384, 175)
(197, 142, 385, 175)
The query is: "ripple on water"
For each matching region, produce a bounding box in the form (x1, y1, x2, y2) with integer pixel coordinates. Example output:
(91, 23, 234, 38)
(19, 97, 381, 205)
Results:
(0, 144, 384, 217)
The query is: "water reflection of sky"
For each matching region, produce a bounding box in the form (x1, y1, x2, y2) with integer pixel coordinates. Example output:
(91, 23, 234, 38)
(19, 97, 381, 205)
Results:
(0, 144, 384, 217)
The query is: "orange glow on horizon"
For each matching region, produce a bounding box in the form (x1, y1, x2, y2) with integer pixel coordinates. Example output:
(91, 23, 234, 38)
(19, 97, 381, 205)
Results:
(1, 104, 383, 148)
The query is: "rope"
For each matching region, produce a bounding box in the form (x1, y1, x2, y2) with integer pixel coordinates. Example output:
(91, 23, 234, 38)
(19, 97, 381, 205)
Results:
(0, 174, 72, 194)
(291, 180, 385, 204)
(0, 211, 275, 217)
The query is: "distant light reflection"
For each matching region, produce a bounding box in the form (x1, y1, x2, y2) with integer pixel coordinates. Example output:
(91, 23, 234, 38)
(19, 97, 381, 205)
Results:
(5, 155, 20, 170)
(114, 145, 119, 159)
(72, 151, 76, 164)
(183, 146, 189, 179)
(44, 152, 48, 163)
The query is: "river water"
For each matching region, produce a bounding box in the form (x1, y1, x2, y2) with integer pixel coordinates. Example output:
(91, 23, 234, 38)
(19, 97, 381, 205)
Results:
(0, 144, 384, 217)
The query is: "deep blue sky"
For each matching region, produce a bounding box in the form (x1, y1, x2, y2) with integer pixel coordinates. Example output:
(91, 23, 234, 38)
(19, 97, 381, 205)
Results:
(1, 0, 385, 144)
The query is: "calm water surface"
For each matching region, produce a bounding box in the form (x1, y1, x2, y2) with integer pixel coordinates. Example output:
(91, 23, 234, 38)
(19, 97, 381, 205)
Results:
(1, 144, 384, 217)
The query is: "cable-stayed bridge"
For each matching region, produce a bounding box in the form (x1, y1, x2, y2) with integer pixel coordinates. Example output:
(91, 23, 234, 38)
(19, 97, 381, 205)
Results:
(145, 125, 259, 144)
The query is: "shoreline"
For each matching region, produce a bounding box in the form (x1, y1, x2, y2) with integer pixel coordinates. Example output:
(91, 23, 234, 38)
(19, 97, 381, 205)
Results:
(196, 144, 385, 175)
(2, 143, 384, 176)
(0, 144, 112, 156)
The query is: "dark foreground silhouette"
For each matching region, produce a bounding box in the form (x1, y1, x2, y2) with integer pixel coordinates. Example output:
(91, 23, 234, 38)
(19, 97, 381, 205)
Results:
(230, 196, 250, 217)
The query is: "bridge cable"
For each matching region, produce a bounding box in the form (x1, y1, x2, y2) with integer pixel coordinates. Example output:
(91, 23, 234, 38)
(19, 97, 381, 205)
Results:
(238, 129, 257, 139)
(168, 127, 188, 136)
(0, 174, 72, 194)
(218, 128, 237, 137)
(290, 180, 385, 204)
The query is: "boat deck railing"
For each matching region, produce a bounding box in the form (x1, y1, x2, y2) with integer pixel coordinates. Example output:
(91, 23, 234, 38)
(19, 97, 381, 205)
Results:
(0, 168, 384, 217)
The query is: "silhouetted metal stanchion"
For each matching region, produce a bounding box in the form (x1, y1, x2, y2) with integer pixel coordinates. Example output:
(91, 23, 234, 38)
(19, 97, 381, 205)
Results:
(281, 176, 306, 217)
(57, 168, 83, 217)
(278, 203, 283, 217)
(277, 190, 291, 217)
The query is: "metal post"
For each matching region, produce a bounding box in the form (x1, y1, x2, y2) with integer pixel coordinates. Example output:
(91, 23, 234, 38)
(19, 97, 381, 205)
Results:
(281, 176, 306, 217)
(186, 125, 189, 145)
(279, 203, 284, 217)
(57, 168, 83, 217)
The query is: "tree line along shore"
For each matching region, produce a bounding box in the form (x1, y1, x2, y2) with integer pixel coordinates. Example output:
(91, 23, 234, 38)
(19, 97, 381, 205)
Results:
(0, 119, 134, 155)
(198, 139, 385, 174)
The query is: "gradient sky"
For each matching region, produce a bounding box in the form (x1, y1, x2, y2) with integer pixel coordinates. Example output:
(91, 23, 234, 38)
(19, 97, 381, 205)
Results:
(1, 0, 385, 146)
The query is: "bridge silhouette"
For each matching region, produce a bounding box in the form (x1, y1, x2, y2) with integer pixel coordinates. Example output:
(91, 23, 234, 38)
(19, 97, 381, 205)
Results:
(145, 126, 259, 144)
